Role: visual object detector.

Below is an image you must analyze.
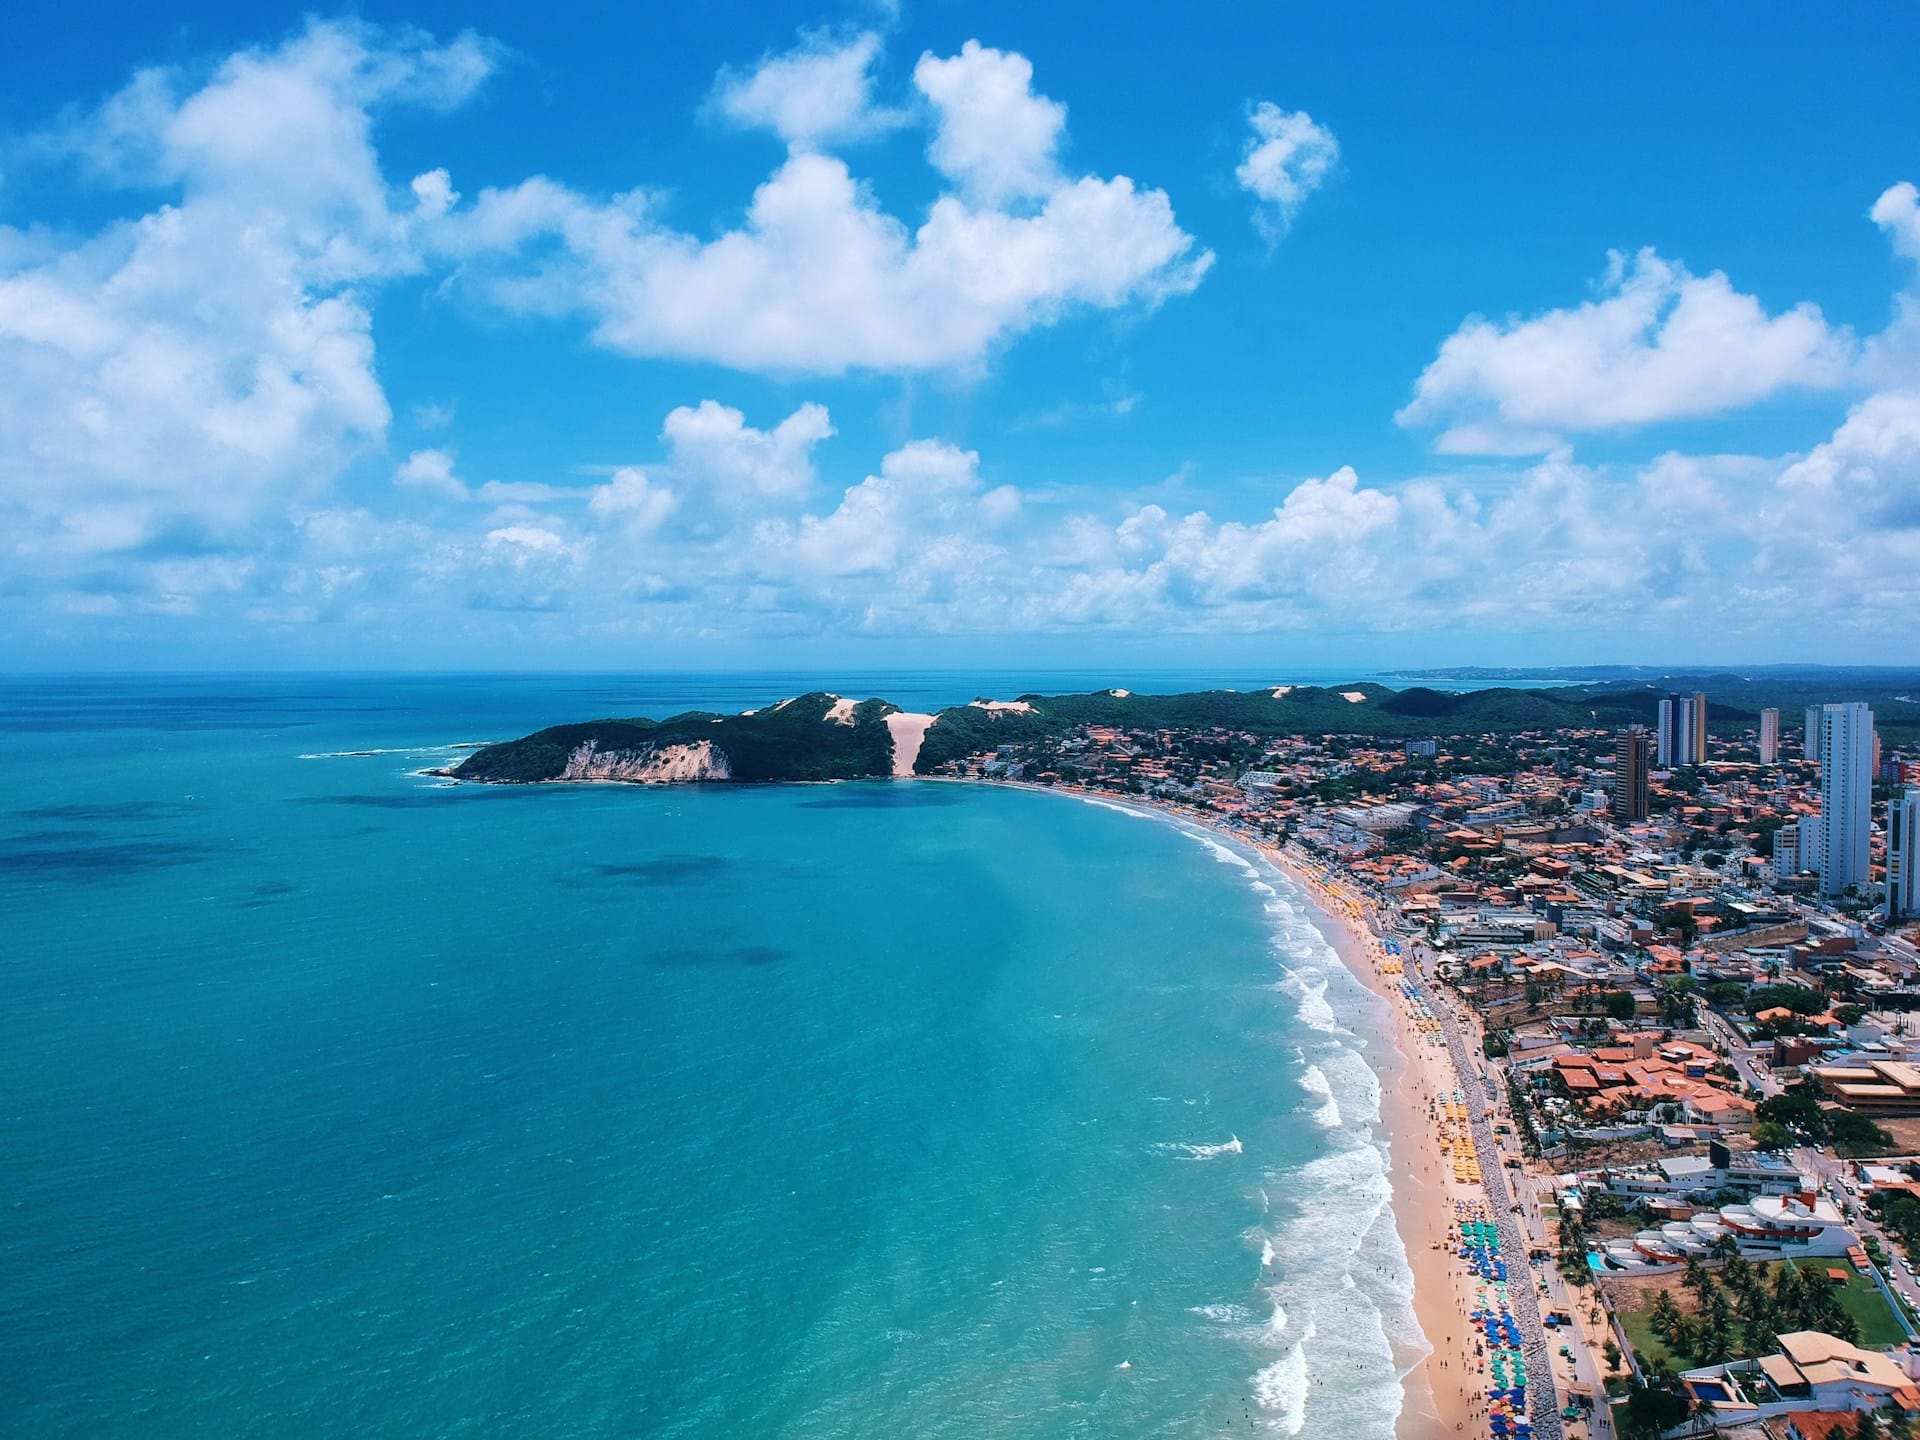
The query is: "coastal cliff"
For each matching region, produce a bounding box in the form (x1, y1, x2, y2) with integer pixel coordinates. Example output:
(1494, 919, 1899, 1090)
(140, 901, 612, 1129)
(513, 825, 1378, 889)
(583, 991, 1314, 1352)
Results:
(558, 739, 732, 783)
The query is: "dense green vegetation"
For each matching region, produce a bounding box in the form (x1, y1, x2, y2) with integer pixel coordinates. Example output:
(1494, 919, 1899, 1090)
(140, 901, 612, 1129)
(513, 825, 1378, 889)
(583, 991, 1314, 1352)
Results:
(455, 668, 1920, 785)
(1614, 1255, 1903, 1374)
(455, 692, 897, 783)
(1755, 1085, 1896, 1157)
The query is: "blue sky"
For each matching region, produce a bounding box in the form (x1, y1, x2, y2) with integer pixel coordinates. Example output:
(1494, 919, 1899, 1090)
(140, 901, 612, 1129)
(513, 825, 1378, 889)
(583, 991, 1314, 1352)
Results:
(3, 2, 1918, 670)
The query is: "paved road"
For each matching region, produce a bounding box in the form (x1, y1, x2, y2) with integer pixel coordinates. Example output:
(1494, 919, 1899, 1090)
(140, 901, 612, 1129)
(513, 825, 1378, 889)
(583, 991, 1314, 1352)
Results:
(1697, 1008, 1777, 1096)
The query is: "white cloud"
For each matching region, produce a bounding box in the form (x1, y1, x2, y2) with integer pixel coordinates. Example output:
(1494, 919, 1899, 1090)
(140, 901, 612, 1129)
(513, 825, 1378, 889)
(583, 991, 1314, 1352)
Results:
(0, 19, 494, 581)
(1398, 248, 1857, 453)
(433, 40, 1208, 375)
(784, 439, 994, 576)
(587, 466, 677, 536)
(1236, 103, 1338, 238)
(1874, 181, 1920, 263)
(661, 400, 833, 500)
(709, 31, 905, 150)
(913, 41, 1064, 204)
(395, 447, 467, 498)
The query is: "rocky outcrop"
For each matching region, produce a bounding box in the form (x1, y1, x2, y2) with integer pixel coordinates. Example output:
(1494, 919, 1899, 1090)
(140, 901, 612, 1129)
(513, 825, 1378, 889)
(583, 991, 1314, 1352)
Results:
(559, 739, 732, 783)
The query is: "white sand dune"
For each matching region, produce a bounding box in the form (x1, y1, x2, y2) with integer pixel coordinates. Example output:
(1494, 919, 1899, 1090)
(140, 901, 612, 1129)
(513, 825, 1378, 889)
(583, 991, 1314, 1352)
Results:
(885, 712, 936, 776)
(1340, 690, 1367, 703)
(824, 696, 856, 724)
(969, 699, 1034, 714)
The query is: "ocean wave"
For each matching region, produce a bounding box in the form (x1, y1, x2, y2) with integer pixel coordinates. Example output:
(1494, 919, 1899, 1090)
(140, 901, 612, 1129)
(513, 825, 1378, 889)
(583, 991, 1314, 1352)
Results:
(1252, 1320, 1314, 1435)
(1277, 971, 1345, 1035)
(1070, 795, 1156, 822)
(1155, 1136, 1243, 1160)
(298, 742, 490, 760)
(1298, 1064, 1342, 1129)
(1189, 1302, 1256, 1324)
(1185, 832, 1259, 875)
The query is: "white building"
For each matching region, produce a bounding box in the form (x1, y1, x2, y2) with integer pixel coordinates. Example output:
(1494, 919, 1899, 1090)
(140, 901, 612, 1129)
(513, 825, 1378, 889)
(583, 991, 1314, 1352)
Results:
(1760, 706, 1780, 765)
(1599, 1191, 1858, 1268)
(1815, 702, 1875, 898)
(1889, 787, 1920, 922)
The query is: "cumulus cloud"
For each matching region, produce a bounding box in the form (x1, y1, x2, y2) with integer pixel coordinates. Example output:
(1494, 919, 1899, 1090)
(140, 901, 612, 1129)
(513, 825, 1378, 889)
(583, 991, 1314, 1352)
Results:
(1236, 102, 1338, 238)
(914, 41, 1065, 204)
(661, 400, 833, 500)
(395, 447, 468, 499)
(432, 38, 1209, 374)
(0, 18, 494, 583)
(1398, 248, 1858, 453)
(709, 30, 905, 150)
(1874, 181, 1920, 263)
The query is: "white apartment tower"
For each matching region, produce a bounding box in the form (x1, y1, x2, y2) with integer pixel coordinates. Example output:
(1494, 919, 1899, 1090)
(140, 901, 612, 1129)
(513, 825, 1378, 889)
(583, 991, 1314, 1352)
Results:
(1657, 697, 1675, 768)
(1805, 705, 1822, 762)
(1888, 788, 1920, 923)
(1815, 702, 1875, 897)
(1759, 707, 1780, 765)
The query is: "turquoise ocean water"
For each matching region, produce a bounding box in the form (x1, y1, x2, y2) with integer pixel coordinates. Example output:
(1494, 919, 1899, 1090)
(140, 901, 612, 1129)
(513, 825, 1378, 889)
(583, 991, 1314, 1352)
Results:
(0, 674, 1421, 1438)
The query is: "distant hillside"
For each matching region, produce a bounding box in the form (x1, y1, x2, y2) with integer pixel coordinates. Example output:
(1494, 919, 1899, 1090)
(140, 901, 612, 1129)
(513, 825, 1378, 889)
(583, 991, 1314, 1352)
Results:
(454, 682, 1697, 785)
(453, 692, 898, 783)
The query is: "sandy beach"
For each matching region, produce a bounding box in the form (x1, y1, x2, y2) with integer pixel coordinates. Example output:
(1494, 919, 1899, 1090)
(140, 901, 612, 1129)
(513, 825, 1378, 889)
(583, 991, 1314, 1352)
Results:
(1265, 845, 1487, 1440)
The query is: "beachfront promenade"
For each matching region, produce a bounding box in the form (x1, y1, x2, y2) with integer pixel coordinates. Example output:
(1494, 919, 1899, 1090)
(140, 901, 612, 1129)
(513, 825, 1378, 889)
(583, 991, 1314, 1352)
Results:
(1422, 961, 1566, 1440)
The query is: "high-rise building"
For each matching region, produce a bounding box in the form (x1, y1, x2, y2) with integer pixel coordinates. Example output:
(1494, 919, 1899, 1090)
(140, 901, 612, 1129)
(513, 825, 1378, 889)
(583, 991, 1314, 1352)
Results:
(1656, 697, 1676, 768)
(1688, 691, 1709, 766)
(1806, 705, 1822, 762)
(1889, 788, 1920, 923)
(1759, 708, 1780, 765)
(1815, 702, 1875, 897)
(1612, 727, 1650, 823)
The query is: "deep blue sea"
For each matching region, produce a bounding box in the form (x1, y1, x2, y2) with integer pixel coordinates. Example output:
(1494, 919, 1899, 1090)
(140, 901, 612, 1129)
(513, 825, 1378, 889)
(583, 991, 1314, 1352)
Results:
(0, 673, 1420, 1438)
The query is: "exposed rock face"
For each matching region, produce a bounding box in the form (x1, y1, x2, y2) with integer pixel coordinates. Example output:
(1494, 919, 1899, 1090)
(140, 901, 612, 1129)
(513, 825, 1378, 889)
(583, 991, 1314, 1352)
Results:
(559, 739, 732, 783)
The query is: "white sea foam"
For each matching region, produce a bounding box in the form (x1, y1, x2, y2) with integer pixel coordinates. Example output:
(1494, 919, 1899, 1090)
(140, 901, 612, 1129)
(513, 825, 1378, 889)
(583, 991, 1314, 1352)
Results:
(1278, 971, 1344, 1035)
(1190, 1302, 1255, 1324)
(1187, 833, 1259, 874)
(1052, 797, 1422, 1436)
(298, 742, 488, 760)
(1072, 795, 1156, 822)
(1156, 1135, 1243, 1160)
(1252, 1320, 1314, 1435)
(1298, 1064, 1342, 1129)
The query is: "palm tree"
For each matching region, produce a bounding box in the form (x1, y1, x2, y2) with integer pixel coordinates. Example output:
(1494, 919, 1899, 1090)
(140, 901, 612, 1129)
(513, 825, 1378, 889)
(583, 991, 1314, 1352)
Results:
(1683, 1255, 1715, 1308)
(1650, 1288, 1683, 1342)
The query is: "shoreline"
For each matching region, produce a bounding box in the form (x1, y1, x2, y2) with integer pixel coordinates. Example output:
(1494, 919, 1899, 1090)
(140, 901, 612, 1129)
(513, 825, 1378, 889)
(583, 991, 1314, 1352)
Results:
(974, 779, 1485, 1440)
(1263, 845, 1488, 1440)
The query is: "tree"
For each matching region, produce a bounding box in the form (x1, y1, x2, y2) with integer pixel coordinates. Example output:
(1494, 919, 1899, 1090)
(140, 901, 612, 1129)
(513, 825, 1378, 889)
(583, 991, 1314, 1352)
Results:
(1663, 904, 1700, 948)
(1621, 1381, 1692, 1440)
(1650, 1287, 1683, 1342)
(1683, 1256, 1715, 1307)
(1701, 1288, 1736, 1364)
(1603, 990, 1638, 1021)
(1752, 1119, 1791, 1151)
(1856, 1410, 1883, 1440)
(1668, 1314, 1698, 1361)
(1604, 1339, 1624, 1374)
